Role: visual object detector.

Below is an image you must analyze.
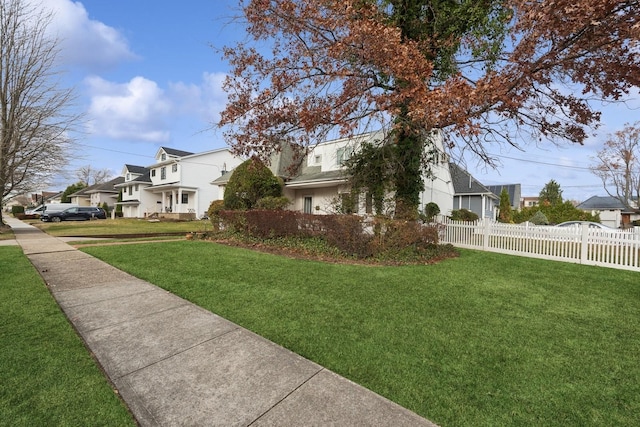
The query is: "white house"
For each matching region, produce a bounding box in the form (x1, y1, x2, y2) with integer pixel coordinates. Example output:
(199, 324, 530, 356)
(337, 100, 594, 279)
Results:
(282, 130, 454, 216)
(114, 164, 156, 218)
(68, 177, 124, 208)
(577, 195, 640, 228)
(140, 147, 243, 219)
(213, 130, 455, 217)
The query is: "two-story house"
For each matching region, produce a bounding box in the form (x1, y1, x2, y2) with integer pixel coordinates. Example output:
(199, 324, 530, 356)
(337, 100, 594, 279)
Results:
(282, 130, 455, 216)
(114, 164, 156, 218)
(214, 130, 456, 217)
(142, 147, 243, 219)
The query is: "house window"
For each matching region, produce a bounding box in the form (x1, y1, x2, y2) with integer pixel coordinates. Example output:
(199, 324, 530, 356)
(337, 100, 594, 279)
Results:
(172, 164, 178, 172)
(151, 169, 156, 177)
(128, 186, 132, 196)
(126, 173, 131, 181)
(336, 147, 353, 166)
(314, 155, 322, 164)
(303, 196, 313, 214)
(135, 184, 139, 191)
(161, 153, 166, 161)
(161, 167, 166, 180)
(181, 193, 188, 204)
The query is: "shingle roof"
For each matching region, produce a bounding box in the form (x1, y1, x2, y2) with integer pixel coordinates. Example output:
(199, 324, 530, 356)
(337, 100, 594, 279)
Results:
(449, 163, 496, 196)
(70, 177, 125, 196)
(577, 195, 631, 211)
(124, 164, 148, 175)
(161, 147, 194, 157)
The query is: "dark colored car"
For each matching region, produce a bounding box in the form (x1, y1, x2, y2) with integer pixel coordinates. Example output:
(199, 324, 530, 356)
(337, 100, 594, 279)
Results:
(41, 206, 107, 222)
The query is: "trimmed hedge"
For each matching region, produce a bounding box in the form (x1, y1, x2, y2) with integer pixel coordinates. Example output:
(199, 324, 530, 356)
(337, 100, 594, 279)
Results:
(217, 210, 441, 259)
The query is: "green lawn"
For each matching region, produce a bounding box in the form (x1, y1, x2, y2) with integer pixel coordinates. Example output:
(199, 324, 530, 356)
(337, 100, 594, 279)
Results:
(81, 241, 640, 426)
(30, 217, 210, 236)
(0, 247, 135, 427)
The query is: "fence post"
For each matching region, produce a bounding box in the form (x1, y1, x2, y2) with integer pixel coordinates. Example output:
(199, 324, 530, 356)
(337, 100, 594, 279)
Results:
(580, 222, 589, 264)
(483, 218, 490, 251)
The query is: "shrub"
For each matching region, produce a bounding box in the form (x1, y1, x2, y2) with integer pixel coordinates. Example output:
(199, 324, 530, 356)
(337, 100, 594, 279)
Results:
(101, 202, 110, 217)
(11, 205, 25, 215)
(528, 210, 549, 225)
(207, 200, 225, 230)
(255, 196, 290, 210)
(450, 209, 479, 222)
(223, 158, 283, 210)
(322, 215, 374, 258)
(422, 202, 440, 223)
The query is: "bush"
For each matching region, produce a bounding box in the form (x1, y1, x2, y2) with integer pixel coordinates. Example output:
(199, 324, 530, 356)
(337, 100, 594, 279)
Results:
(207, 200, 225, 230)
(322, 215, 374, 258)
(450, 209, 479, 222)
(223, 158, 283, 210)
(11, 205, 25, 215)
(255, 196, 290, 210)
(528, 210, 549, 225)
(422, 202, 440, 222)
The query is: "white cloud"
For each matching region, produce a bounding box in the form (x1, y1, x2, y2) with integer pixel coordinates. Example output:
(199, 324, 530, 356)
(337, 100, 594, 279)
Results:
(169, 72, 228, 122)
(40, 0, 137, 70)
(85, 76, 171, 142)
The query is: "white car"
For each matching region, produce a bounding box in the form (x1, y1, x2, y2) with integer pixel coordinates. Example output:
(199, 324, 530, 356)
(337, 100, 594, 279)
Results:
(554, 221, 613, 230)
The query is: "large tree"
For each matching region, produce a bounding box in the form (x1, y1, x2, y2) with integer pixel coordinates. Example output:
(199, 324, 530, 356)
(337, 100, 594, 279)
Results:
(0, 0, 78, 223)
(591, 122, 640, 209)
(219, 0, 640, 219)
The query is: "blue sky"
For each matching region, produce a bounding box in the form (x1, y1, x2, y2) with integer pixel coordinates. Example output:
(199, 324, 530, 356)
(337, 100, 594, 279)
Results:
(42, 0, 639, 202)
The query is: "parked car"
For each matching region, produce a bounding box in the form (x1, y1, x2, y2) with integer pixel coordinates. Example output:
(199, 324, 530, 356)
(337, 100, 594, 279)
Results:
(554, 221, 613, 230)
(41, 206, 107, 222)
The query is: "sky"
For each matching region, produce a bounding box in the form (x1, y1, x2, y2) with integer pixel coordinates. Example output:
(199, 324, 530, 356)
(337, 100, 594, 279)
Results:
(38, 0, 640, 202)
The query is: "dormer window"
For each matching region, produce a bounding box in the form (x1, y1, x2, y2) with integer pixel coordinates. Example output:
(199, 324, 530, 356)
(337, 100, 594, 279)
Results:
(161, 153, 167, 161)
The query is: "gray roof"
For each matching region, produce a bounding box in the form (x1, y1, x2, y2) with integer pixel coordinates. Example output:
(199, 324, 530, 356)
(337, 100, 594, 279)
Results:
(286, 169, 348, 185)
(162, 147, 194, 157)
(577, 195, 632, 211)
(449, 163, 497, 197)
(70, 177, 125, 196)
(124, 164, 148, 175)
(487, 184, 521, 209)
(132, 170, 152, 183)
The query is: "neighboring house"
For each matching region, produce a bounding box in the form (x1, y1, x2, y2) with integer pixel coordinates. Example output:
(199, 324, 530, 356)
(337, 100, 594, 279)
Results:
(68, 177, 124, 208)
(142, 147, 243, 219)
(487, 184, 522, 211)
(449, 163, 499, 219)
(215, 130, 455, 217)
(114, 165, 157, 219)
(576, 195, 640, 228)
(521, 196, 539, 209)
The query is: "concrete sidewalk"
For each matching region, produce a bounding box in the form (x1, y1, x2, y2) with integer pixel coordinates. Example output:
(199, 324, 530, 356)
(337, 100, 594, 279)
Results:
(4, 216, 437, 426)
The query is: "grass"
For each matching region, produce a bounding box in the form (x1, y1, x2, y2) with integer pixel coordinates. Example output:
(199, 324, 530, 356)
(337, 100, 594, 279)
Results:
(80, 240, 640, 426)
(30, 217, 211, 236)
(0, 247, 135, 426)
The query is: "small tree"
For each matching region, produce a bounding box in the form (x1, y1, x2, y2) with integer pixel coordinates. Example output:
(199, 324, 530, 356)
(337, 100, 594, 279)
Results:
(60, 182, 86, 203)
(115, 190, 123, 217)
(539, 180, 563, 206)
(423, 202, 440, 223)
(223, 157, 283, 210)
(498, 188, 512, 223)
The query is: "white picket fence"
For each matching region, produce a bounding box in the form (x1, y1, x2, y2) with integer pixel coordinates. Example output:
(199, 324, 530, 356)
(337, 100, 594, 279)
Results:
(437, 218, 640, 272)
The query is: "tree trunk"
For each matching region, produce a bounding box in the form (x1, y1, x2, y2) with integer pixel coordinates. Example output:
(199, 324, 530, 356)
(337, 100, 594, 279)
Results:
(393, 123, 424, 220)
